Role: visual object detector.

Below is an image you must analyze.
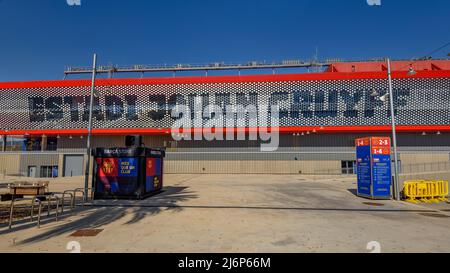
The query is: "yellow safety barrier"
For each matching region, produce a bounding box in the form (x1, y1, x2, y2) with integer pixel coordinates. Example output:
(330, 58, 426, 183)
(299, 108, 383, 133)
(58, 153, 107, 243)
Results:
(402, 180, 449, 203)
(437, 180, 449, 202)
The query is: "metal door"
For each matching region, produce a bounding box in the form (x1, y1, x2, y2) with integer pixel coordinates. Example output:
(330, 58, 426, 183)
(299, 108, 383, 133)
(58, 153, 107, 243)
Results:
(28, 166, 37, 178)
(64, 155, 84, 177)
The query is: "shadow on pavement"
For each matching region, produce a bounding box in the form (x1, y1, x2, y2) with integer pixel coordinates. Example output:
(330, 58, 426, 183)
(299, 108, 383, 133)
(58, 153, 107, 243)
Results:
(347, 189, 358, 197)
(0, 186, 197, 245)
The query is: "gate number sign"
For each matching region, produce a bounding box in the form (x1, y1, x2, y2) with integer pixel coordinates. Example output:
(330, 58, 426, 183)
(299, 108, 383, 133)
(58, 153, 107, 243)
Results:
(356, 137, 392, 199)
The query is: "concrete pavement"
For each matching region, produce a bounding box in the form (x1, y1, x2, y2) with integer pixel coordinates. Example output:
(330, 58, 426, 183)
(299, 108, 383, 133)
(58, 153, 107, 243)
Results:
(0, 174, 449, 253)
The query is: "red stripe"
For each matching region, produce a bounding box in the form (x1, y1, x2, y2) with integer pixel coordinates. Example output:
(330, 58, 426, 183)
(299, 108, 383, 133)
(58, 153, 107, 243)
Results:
(0, 70, 449, 90)
(1, 125, 449, 136)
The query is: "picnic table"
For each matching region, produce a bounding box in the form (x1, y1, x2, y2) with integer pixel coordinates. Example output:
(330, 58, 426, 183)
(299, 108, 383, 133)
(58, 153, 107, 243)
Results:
(6, 181, 90, 229)
(9, 181, 48, 196)
(7, 181, 62, 229)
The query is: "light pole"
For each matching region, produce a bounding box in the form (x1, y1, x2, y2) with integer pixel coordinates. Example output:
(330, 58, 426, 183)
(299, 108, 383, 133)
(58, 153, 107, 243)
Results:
(373, 59, 417, 201)
(84, 53, 97, 202)
(386, 58, 401, 201)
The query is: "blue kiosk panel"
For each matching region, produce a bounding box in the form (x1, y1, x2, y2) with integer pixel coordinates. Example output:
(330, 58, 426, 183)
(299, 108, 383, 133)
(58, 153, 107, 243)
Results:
(356, 137, 392, 200)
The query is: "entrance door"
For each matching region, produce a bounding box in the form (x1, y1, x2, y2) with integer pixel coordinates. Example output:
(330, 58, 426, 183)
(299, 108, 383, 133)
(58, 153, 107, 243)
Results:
(64, 155, 84, 177)
(28, 166, 37, 178)
(341, 161, 356, 175)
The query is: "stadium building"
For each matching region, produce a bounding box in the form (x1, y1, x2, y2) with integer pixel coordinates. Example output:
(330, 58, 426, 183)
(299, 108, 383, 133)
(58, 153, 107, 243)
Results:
(0, 59, 449, 178)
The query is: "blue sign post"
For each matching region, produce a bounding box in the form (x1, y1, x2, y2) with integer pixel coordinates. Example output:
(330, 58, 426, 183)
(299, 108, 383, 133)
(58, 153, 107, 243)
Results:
(356, 137, 392, 199)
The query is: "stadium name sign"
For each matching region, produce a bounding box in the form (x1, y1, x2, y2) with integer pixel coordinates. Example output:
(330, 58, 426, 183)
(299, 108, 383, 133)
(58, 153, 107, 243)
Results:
(0, 77, 449, 131)
(27, 88, 410, 123)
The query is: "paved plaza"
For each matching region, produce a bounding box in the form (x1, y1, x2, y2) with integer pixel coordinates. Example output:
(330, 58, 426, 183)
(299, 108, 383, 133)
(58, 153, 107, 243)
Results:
(1, 174, 449, 253)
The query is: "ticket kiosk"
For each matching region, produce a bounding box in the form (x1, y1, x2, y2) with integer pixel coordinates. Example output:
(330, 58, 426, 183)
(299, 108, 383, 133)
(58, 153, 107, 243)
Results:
(92, 147, 165, 200)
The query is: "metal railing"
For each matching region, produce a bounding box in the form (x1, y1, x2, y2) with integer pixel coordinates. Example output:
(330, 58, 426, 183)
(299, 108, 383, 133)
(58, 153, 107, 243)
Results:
(400, 161, 450, 174)
(64, 59, 331, 76)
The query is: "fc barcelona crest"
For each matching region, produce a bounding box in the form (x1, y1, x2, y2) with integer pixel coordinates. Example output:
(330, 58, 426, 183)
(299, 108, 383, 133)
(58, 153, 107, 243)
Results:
(102, 161, 115, 175)
(153, 177, 160, 189)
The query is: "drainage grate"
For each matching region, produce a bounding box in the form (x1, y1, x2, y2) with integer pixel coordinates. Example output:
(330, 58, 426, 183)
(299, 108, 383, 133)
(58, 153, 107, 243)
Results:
(362, 202, 385, 207)
(418, 213, 450, 218)
(70, 229, 104, 237)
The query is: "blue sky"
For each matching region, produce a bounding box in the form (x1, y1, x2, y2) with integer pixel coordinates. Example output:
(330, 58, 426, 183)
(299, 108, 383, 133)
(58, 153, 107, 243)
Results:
(0, 0, 449, 81)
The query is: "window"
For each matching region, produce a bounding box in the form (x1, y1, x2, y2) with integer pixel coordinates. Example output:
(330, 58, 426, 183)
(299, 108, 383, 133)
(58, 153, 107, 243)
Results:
(0, 136, 4, 151)
(5, 136, 43, 151)
(24, 137, 42, 151)
(168, 141, 178, 149)
(40, 166, 58, 178)
(5, 136, 26, 151)
(46, 137, 58, 151)
(342, 160, 356, 174)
